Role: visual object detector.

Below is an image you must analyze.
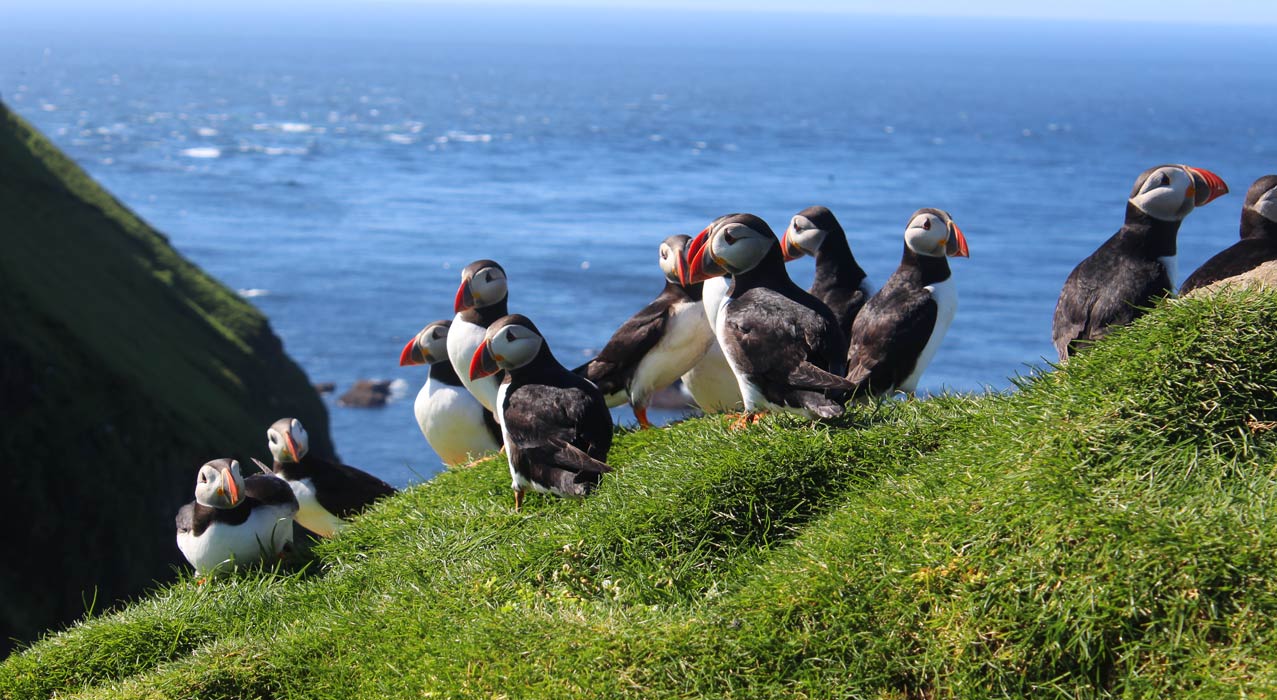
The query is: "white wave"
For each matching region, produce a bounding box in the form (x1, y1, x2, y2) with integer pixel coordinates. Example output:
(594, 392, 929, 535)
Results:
(180, 147, 221, 159)
(388, 378, 410, 402)
(197, 127, 219, 136)
(237, 288, 270, 298)
(444, 131, 492, 143)
(386, 133, 415, 144)
(279, 122, 312, 133)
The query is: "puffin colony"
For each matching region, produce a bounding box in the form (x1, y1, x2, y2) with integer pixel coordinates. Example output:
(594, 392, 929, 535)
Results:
(179, 165, 1277, 576)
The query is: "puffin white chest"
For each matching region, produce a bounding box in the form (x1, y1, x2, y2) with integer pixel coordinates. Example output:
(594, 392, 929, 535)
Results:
(899, 277, 958, 394)
(287, 477, 346, 538)
(702, 276, 730, 333)
(414, 375, 499, 465)
(627, 301, 715, 405)
(447, 315, 500, 413)
(176, 503, 296, 575)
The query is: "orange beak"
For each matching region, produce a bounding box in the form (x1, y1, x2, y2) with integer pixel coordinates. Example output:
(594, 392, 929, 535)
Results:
(399, 337, 425, 366)
(946, 221, 969, 258)
(675, 251, 688, 287)
(221, 467, 240, 505)
(686, 227, 722, 284)
(470, 340, 500, 380)
(284, 433, 300, 463)
(1186, 166, 1229, 206)
(454, 278, 475, 313)
(780, 226, 803, 262)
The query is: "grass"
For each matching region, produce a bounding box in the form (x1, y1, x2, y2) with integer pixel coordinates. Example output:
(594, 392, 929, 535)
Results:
(0, 100, 333, 654)
(5, 290, 1277, 698)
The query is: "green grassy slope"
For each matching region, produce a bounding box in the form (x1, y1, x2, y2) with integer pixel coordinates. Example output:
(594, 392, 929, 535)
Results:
(4, 290, 1277, 698)
(0, 101, 334, 656)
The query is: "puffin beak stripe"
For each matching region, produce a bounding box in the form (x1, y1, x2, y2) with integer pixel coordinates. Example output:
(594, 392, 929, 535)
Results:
(399, 338, 425, 366)
(454, 279, 475, 313)
(470, 340, 500, 380)
(1186, 166, 1229, 206)
(285, 434, 300, 463)
(675, 252, 688, 287)
(946, 222, 970, 258)
(686, 228, 713, 284)
(780, 227, 802, 262)
(222, 467, 240, 505)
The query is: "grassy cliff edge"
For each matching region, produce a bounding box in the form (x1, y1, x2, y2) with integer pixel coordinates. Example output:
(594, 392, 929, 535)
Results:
(3, 290, 1277, 698)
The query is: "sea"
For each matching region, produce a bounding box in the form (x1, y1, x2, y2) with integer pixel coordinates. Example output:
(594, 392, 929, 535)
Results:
(3, 5, 1276, 487)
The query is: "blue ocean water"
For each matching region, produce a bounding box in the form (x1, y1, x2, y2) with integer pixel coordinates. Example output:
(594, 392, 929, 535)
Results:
(3, 6, 1276, 486)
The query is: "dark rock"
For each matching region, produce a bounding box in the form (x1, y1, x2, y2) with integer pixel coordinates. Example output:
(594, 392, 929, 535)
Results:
(314, 382, 336, 395)
(339, 380, 393, 408)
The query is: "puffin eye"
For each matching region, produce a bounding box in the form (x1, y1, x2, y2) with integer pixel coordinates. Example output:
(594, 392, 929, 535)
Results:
(922, 218, 932, 231)
(1158, 173, 1170, 187)
(660, 248, 668, 259)
(504, 328, 517, 343)
(723, 232, 737, 245)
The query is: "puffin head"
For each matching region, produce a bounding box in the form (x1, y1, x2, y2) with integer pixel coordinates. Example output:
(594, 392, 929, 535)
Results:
(1244, 175, 1277, 224)
(194, 458, 245, 509)
(470, 314, 546, 380)
(904, 208, 969, 258)
(686, 213, 776, 282)
(659, 234, 691, 286)
(267, 417, 309, 463)
(454, 259, 508, 313)
(781, 205, 840, 262)
(1128, 164, 1228, 222)
(399, 320, 451, 367)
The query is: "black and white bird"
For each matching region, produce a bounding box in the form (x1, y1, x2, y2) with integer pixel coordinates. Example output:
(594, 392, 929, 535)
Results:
(780, 205, 875, 336)
(175, 458, 298, 576)
(575, 235, 716, 427)
(685, 213, 852, 424)
(1053, 164, 1229, 360)
(678, 245, 743, 414)
(470, 314, 613, 511)
(401, 320, 502, 465)
(447, 259, 510, 413)
(845, 208, 969, 398)
(1181, 175, 1277, 294)
(266, 417, 396, 538)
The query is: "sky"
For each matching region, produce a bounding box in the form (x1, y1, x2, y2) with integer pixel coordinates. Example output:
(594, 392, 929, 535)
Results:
(6, 0, 1277, 25)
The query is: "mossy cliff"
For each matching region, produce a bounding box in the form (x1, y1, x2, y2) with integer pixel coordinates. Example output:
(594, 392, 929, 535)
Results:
(0, 100, 333, 656)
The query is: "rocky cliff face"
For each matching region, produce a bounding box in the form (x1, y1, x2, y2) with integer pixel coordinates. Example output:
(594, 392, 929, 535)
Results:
(0, 100, 334, 656)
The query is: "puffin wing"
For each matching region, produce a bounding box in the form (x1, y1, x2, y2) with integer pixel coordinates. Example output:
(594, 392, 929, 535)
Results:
(846, 282, 937, 396)
(175, 502, 195, 535)
(574, 296, 672, 397)
(302, 458, 395, 519)
(1053, 244, 1167, 359)
(503, 378, 614, 484)
(243, 474, 300, 510)
(1181, 239, 1277, 294)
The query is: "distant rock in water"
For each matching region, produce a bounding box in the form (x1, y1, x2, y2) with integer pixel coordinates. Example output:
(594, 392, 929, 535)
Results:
(314, 382, 337, 395)
(0, 99, 334, 657)
(1184, 260, 1277, 297)
(340, 380, 394, 408)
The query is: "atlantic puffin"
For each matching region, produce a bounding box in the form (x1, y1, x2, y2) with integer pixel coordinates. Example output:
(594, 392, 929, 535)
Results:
(677, 240, 743, 414)
(470, 314, 613, 511)
(780, 205, 875, 336)
(1181, 175, 1277, 294)
(176, 458, 298, 576)
(574, 235, 715, 427)
(844, 208, 969, 398)
(685, 213, 853, 423)
(447, 259, 510, 413)
(400, 320, 502, 465)
(266, 417, 396, 538)
(1053, 164, 1229, 360)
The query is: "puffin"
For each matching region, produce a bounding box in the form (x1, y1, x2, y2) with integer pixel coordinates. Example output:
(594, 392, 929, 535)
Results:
(447, 259, 510, 413)
(1053, 164, 1229, 360)
(685, 213, 853, 424)
(400, 320, 502, 465)
(780, 205, 875, 336)
(175, 458, 298, 576)
(574, 235, 715, 427)
(469, 314, 613, 511)
(679, 245, 744, 414)
(1180, 175, 1277, 294)
(266, 417, 396, 538)
(844, 208, 969, 398)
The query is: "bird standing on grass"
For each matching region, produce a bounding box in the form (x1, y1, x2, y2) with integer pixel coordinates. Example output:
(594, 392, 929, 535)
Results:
(780, 205, 875, 337)
(448, 259, 511, 414)
(575, 234, 716, 428)
(1053, 164, 1228, 360)
(1181, 175, 1277, 294)
(176, 458, 298, 576)
(470, 314, 613, 511)
(685, 213, 852, 426)
(844, 208, 968, 399)
(265, 417, 396, 537)
(401, 320, 502, 465)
